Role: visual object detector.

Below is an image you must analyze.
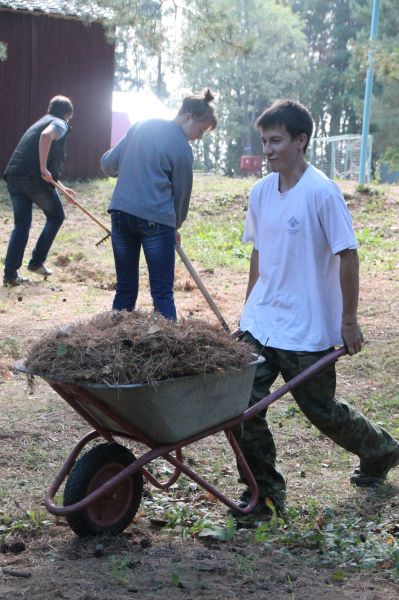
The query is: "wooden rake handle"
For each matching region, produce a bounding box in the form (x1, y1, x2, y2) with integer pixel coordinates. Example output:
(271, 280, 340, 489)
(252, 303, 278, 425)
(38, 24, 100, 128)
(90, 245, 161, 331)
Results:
(54, 180, 111, 245)
(176, 245, 230, 333)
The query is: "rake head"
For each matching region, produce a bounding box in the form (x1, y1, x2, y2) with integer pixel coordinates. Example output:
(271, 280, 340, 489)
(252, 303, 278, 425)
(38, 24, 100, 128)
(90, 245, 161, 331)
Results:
(95, 232, 111, 247)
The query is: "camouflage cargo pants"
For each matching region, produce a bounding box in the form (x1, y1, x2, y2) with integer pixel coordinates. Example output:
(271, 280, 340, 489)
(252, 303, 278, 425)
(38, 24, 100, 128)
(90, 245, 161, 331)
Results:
(233, 332, 398, 510)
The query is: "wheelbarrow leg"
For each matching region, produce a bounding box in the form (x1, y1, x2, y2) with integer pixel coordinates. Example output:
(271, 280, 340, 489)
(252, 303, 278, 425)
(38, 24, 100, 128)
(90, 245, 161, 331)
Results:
(225, 430, 259, 514)
(44, 430, 100, 509)
(162, 445, 259, 515)
(142, 448, 184, 490)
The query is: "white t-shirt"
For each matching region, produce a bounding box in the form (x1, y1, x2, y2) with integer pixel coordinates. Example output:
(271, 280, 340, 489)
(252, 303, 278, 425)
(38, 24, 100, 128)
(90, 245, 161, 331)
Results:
(240, 165, 357, 351)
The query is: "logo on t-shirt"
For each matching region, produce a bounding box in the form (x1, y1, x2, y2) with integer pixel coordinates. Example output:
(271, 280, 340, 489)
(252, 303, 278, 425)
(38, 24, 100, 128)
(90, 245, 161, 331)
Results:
(287, 216, 300, 235)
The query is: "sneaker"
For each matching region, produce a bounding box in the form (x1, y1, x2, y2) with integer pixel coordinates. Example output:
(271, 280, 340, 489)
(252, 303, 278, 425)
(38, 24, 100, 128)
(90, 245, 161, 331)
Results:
(27, 264, 52, 277)
(3, 275, 29, 287)
(350, 446, 399, 486)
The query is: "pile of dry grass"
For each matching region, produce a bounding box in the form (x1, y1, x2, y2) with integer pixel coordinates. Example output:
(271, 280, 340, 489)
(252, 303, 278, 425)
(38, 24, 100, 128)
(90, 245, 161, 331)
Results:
(24, 311, 255, 386)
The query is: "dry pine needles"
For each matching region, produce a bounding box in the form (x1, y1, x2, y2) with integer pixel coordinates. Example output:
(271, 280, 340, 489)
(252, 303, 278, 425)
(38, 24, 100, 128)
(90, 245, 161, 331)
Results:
(24, 311, 255, 386)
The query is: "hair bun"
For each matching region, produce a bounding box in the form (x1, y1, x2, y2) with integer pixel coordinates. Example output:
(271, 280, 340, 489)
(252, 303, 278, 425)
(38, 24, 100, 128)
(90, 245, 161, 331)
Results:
(204, 89, 215, 103)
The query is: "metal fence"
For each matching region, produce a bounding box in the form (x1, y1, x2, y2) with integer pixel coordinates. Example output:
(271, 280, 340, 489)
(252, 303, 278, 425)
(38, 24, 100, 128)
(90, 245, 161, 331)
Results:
(308, 134, 373, 182)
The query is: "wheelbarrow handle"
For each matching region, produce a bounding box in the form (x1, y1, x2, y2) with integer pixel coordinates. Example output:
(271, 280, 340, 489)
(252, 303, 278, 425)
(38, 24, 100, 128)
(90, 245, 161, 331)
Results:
(243, 345, 348, 421)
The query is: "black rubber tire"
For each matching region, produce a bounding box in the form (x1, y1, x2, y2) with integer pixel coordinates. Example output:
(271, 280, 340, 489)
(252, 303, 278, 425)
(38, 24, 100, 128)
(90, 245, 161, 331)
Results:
(63, 442, 143, 537)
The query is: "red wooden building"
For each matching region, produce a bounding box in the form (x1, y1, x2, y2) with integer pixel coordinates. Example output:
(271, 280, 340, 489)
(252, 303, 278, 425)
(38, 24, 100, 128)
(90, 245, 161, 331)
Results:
(0, 1, 115, 179)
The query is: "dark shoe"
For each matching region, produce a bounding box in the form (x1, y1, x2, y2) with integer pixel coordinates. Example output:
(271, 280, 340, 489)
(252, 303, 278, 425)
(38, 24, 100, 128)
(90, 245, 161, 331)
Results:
(236, 488, 252, 509)
(28, 264, 52, 277)
(3, 275, 29, 287)
(229, 489, 284, 528)
(228, 488, 258, 514)
(350, 446, 399, 486)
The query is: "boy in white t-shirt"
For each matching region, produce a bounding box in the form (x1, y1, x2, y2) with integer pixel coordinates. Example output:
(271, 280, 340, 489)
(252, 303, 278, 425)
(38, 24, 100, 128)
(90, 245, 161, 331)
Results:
(234, 99, 399, 522)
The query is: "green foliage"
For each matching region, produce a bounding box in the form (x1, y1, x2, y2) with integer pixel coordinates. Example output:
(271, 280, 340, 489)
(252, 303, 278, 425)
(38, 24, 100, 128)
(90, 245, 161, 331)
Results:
(355, 225, 397, 272)
(161, 506, 238, 541)
(96, 0, 250, 93)
(248, 505, 399, 578)
(355, 184, 381, 196)
(163, 505, 190, 529)
(181, 0, 308, 174)
(1, 509, 51, 535)
(171, 570, 182, 587)
(284, 404, 301, 418)
(349, 0, 399, 158)
(184, 218, 249, 269)
(282, 0, 399, 163)
(198, 515, 237, 541)
(284, 0, 357, 136)
(381, 147, 399, 172)
(109, 555, 131, 585)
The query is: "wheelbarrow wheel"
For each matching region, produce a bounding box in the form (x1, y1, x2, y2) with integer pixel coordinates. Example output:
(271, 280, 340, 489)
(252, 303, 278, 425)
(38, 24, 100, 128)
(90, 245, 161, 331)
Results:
(63, 442, 143, 537)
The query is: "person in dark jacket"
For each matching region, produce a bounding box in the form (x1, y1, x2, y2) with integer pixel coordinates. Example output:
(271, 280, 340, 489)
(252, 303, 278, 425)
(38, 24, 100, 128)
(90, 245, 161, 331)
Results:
(3, 95, 75, 286)
(101, 89, 217, 320)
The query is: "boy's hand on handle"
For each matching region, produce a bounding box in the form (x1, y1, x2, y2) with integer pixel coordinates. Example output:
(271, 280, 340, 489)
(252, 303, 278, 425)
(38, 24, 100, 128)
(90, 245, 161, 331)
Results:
(40, 167, 53, 182)
(341, 321, 364, 355)
(53, 180, 78, 204)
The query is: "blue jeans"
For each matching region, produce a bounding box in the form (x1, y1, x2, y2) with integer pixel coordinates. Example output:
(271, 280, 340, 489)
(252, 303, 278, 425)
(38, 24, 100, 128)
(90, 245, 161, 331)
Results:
(4, 176, 65, 280)
(111, 210, 177, 319)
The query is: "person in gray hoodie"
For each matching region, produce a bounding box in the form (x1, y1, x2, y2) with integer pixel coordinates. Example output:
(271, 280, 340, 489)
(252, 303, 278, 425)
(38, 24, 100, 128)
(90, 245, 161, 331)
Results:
(101, 89, 216, 319)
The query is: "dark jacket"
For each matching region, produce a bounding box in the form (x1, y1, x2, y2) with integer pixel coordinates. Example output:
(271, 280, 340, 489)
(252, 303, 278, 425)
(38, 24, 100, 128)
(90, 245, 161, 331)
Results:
(4, 115, 70, 181)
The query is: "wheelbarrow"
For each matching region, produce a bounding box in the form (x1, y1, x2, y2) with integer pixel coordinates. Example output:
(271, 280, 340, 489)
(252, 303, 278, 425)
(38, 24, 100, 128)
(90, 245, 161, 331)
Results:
(16, 346, 346, 537)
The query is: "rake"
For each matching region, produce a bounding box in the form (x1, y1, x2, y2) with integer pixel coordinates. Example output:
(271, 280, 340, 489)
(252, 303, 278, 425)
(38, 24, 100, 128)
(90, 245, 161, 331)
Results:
(54, 181, 111, 246)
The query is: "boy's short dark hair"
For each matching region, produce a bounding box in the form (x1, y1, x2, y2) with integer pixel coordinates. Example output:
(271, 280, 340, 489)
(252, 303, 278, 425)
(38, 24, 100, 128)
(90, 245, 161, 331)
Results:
(255, 99, 313, 152)
(48, 95, 73, 119)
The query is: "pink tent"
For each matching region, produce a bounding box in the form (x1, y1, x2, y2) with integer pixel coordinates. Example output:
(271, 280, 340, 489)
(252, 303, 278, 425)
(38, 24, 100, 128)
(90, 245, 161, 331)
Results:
(111, 90, 175, 146)
(111, 112, 131, 147)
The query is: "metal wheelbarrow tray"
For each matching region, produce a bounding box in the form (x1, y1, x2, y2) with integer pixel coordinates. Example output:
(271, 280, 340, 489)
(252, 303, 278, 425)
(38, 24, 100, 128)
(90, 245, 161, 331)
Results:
(16, 347, 346, 537)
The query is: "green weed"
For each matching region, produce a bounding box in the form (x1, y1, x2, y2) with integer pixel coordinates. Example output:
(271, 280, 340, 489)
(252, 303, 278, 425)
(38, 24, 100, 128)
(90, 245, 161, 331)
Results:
(171, 569, 183, 588)
(5, 508, 51, 534)
(109, 555, 132, 586)
(234, 553, 255, 578)
(184, 219, 250, 270)
(197, 514, 237, 541)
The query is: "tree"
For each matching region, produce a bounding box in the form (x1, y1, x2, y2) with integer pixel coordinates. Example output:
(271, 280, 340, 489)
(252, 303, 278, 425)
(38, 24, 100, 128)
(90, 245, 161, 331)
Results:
(94, 0, 245, 93)
(281, 0, 358, 137)
(282, 0, 399, 160)
(181, 0, 308, 174)
(349, 0, 399, 160)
